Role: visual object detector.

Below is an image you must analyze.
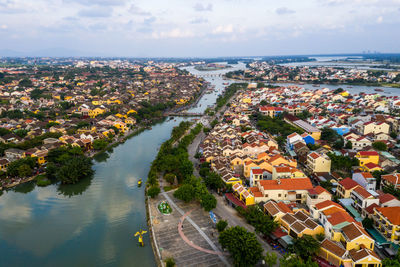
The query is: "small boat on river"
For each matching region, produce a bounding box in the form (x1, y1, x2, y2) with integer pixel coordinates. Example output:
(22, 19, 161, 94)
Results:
(138, 179, 142, 187)
(374, 88, 384, 92)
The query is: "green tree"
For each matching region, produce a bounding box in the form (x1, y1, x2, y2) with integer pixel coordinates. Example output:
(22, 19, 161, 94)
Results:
(164, 173, 176, 185)
(345, 141, 352, 149)
(165, 258, 175, 267)
(219, 226, 263, 267)
(200, 193, 217, 211)
(18, 78, 33, 87)
(290, 235, 320, 260)
(264, 252, 278, 267)
(56, 156, 93, 184)
(216, 220, 228, 232)
(92, 139, 108, 150)
(147, 186, 161, 198)
(18, 164, 32, 177)
(372, 141, 387, 151)
(280, 255, 318, 267)
(173, 184, 195, 202)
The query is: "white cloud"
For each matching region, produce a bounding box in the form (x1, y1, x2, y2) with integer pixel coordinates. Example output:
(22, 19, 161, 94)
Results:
(153, 28, 195, 39)
(212, 24, 234, 34)
(377, 16, 383, 23)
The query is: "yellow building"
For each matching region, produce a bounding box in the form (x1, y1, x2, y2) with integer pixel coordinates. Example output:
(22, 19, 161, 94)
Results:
(280, 211, 324, 238)
(89, 107, 105, 118)
(338, 222, 375, 251)
(306, 152, 331, 173)
(32, 151, 48, 165)
(319, 239, 381, 267)
(373, 206, 400, 244)
(337, 178, 360, 199)
(232, 183, 255, 206)
(356, 151, 379, 167)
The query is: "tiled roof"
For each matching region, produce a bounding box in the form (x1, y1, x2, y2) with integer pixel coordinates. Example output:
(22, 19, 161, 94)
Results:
(259, 178, 313, 191)
(376, 207, 400, 225)
(338, 177, 359, 190)
(315, 200, 343, 210)
(320, 239, 346, 258)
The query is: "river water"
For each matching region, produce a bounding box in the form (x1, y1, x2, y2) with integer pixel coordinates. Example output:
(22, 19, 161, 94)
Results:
(0, 63, 245, 266)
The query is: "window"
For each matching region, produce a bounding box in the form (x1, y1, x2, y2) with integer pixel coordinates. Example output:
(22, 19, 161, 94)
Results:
(266, 194, 268, 197)
(278, 194, 281, 197)
(296, 194, 302, 199)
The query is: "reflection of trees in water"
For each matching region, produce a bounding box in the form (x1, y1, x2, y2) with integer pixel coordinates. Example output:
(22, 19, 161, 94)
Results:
(93, 152, 110, 163)
(12, 181, 36, 194)
(57, 175, 93, 197)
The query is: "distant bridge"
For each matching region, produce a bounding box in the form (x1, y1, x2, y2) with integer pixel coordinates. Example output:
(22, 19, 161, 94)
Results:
(196, 74, 223, 78)
(167, 112, 204, 117)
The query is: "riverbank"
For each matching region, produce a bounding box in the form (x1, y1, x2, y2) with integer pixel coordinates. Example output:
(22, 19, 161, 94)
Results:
(224, 76, 400, 89)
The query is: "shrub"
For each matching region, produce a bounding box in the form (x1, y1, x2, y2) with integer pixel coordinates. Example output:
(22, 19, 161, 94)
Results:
(165, 258, 175, 267)
(216, 220, 228, 232)
(147, 186, 160, 198)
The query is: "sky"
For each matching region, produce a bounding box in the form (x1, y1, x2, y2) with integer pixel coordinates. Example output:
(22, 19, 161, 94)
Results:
(0, 0, 399, 57)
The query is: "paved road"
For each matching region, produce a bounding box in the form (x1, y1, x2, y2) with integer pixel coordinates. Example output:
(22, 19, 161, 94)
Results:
(161, 189, 230, 266)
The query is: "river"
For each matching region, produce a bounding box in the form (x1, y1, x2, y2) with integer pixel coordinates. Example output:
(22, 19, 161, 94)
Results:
(0, 62, 245, 266)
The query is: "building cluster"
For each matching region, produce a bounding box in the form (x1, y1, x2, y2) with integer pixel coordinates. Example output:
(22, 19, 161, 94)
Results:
(199, 83, 400, 265)
(240, 61, 400, 84)
(0, 60, 204, 185)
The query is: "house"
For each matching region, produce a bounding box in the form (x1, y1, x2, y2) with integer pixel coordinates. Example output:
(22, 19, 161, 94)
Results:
(286, 132, 304, 150)
(263, 200, 293, 222)
(348, 248, 381, 267)
(0, 158, 10, 171)
(361, 121, 390, 135)
(381, 173, 400, 189)
(253, 178, 313, 203)
(306, 186, 332, 207)
(350, 186, 379, 214)
(318, 239, 349, 267)
(378, 193, 400, 207)
(356, 151, 379, 167)
(280, 211, 324, 238)
(271, 165, 306, 180)
(319, 239, 381, 267)
(249, 168, 269, 187)
(301, 133, 315, 145)
(352, 172, 376, 191)
(232, 183, 255, 206)
(339, 222, 375, 251)
(352, 136, 372, 150)
(373, 206, 400, 244)
(4, 148, 25, 161)
(337, 178, 360, 198)
(259, 106, 284, 117)
(306, 152, 331, 173)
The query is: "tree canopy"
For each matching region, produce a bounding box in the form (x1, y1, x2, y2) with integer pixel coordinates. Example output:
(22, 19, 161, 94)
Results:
(219, 226, 263, 267)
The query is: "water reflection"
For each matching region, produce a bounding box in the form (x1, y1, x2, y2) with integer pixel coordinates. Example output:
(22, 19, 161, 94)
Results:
(57, 175, 93, 198)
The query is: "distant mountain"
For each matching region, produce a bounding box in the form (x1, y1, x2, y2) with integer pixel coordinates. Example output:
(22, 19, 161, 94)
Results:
(0, 49, 25, 57)
(0, 47, 106, 57)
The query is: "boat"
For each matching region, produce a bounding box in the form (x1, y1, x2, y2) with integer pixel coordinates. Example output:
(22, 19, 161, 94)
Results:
(374, 88, 384, 92)
(312, 84, 320, 87)
(138, 179, 142, 187)
(347, 86, 353, 88)
(223, 82, 229, 85)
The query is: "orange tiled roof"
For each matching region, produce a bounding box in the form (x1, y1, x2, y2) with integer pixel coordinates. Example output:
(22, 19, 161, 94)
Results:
(259, 178, 313, 191)
(376, 207, 400, 225)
